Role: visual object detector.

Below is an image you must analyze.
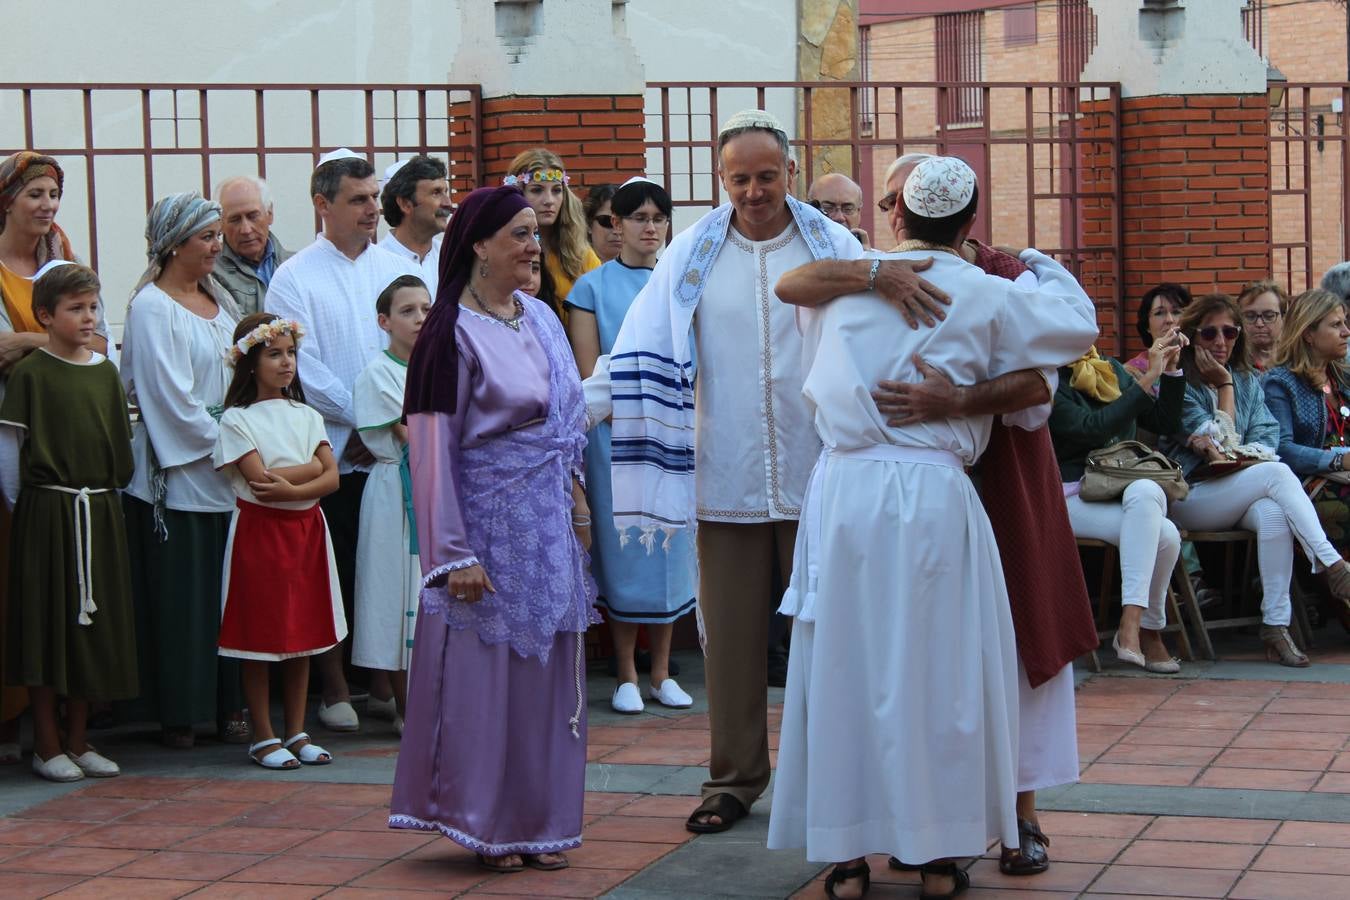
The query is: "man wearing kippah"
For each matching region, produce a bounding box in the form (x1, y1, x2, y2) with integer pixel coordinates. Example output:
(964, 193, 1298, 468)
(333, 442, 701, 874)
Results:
(766, 157, 1098, 898)
(604, 111, 940, 836)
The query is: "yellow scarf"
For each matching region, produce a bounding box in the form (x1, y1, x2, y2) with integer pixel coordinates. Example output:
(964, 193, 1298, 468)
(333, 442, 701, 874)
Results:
(1069, 347, 1121, 403)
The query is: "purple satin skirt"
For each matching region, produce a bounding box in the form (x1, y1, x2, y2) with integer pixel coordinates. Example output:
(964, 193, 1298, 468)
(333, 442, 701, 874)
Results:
(388, 614, 587, 855)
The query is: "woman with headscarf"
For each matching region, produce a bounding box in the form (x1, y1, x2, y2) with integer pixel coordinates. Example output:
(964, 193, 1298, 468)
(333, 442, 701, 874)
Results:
(389, 185, 598, 872)
(0, 151, 111, 762)
(118, 192, 246, 748)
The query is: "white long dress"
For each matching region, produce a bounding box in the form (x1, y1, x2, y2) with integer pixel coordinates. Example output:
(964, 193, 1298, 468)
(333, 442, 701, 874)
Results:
(351, 351, 420, 671)
(766, 248, 1098, 865)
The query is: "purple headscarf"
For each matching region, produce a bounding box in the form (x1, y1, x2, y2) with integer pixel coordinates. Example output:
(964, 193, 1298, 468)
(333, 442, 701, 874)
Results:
(404, 185, 531, 417)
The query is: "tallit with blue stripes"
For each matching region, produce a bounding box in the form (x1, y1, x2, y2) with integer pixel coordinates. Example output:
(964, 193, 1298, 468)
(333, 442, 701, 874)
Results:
(607, 195, 842, 548)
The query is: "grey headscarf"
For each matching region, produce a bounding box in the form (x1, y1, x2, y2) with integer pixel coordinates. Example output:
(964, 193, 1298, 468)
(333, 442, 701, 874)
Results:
(128, 192, 238, 317)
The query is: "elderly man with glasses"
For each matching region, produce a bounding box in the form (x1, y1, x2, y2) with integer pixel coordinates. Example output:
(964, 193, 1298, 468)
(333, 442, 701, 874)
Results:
(807, 172, 870, 249)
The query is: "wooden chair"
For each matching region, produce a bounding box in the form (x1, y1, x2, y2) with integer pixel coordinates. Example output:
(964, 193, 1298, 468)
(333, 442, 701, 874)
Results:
(1171, 528, 1313, 658)
(1075, 537, 1197, 668)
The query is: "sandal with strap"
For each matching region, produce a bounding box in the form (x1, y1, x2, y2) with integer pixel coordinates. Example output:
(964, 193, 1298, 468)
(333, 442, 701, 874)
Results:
(249, 738, 299, 770)
(824, 860, 870, 899)
(477, 852, 524, 873)
(283, 732, 333, 765)
(523, 852, 569, 871)
(999, 818, 1050, 875)
(685, 792, 748, 834)
(918, 861, 970, 900)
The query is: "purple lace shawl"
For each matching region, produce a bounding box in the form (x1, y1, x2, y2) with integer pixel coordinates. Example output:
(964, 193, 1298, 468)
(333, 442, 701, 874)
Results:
(421, 296, 599, 661)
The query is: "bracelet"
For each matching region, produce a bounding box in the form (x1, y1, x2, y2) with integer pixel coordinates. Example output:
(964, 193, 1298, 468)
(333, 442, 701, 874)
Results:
(1217, 382, 1234, 389)
(571, 515, 592, 526)
(866, 258, 881, 292)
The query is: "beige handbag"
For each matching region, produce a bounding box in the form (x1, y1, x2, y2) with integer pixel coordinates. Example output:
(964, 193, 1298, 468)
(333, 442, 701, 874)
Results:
(1079, 440, 1190, 503)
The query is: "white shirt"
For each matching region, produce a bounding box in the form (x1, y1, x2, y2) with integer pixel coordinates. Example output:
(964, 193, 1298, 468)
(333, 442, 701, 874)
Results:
(378, 231, 441, 299)
(121, 284, 237, 512)
(213, 398, 330, 511)
(265, 234, 418, 473)
(692, 222, 821, 522)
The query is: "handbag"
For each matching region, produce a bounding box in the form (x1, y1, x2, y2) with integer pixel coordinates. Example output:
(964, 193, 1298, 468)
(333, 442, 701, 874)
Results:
(1079, 440, 1190, 503)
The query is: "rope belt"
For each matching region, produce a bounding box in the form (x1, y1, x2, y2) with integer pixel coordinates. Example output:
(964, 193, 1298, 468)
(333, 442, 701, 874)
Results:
(36, 485, 111, 626)
(568, 631, 584, 739)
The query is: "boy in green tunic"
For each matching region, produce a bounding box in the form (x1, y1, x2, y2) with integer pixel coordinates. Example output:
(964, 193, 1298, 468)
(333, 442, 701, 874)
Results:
(0, 262, 136, 782)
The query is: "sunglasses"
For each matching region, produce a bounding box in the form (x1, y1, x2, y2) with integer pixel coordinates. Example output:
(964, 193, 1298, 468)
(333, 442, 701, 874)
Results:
(592, 214, 616, 229)
(1198, 325, 1241, 341)
(877, 191, 899, 213)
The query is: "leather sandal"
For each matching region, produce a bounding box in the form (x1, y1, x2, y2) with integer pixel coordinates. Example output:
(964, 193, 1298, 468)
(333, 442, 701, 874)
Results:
(999, 818, 1050, 875)
(283, 732, 333, 765)
(1260, 625, 1310, 668)
(824, 859, 870, 899)
(477, 852, 524, 873)
(522, 852, 569, 871)
(918, 861, 970, 900)
(685, 792, 747, 834)
(887, 856, 920, 872)
(249, 738, 299, 770)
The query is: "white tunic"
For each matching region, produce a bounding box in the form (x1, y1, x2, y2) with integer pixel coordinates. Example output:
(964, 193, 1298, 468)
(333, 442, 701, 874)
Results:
(692, 223, 819, 521)
(766, 249, 1098, 864)
(378, 231, 441, 299)
(265, 235, 418, 473)
(351, 351, 420, 671)
(122, 284, 237, 513)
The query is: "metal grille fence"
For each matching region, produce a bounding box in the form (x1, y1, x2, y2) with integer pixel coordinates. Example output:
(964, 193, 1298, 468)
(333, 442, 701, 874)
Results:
(643, 80, 1126, 350)
(0, 83, 480, 312)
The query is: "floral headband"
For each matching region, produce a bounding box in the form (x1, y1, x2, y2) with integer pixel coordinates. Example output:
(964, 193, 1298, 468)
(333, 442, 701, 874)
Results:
(226, 318, 305, 366)
(502, 167, 569, 187)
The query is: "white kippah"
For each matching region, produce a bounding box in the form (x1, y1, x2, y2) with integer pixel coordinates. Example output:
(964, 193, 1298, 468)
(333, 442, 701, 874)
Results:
(903, 156, 977, 218)
(316, 147, 365, 169)
(619, 175, 659, 189)
(33, 259, 75, 281)
(381, 159, 409, 187)
(718, 109, 786, 139)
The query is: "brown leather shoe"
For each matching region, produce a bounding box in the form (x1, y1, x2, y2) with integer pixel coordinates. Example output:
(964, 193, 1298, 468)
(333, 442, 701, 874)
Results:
(999, 818, 1050, 876)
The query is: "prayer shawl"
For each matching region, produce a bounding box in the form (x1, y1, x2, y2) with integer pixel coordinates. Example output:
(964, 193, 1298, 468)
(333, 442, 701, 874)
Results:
(608, 196, 843, 545)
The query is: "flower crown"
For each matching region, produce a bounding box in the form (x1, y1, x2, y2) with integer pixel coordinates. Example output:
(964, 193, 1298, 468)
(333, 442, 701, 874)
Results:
(503, 167, 569, 187)
(226, 318, 305, 366)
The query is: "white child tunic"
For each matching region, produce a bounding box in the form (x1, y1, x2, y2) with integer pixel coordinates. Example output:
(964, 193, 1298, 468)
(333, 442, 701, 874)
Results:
(351, 351, 420, 671)
(766, 249, 1098, 865)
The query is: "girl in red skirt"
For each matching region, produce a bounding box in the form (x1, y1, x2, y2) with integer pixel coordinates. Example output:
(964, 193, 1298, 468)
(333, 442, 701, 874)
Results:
(212, 313, 346, 770)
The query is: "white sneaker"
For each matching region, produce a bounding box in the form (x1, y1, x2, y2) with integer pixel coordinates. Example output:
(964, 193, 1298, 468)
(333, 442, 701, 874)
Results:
(647, 678, 693, 708)
(611, 682, 644, 714)
(318, 700, 360, 732)
(32, 752, 83, 783)
(67, 748, 120, 778)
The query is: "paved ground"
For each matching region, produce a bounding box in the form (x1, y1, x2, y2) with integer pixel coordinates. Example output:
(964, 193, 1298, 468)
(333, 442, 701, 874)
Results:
(1, 635, 1348, 899)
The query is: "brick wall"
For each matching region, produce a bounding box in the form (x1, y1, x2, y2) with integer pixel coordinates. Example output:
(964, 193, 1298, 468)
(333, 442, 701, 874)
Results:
(1116, 95, 1271, 358)
(450, 95, 646, 200)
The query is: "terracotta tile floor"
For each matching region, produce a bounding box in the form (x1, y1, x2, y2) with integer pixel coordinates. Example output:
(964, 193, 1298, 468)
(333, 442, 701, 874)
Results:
(1, 657, 1348, 897)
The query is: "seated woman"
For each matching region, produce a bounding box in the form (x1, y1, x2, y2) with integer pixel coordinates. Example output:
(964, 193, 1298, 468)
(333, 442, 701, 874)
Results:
(1050, 335, 1186, 673)
(1238, 280, 1288, 372)
(1162, 293, 1350, 667)
(1263, 288, 1350, 632)
(1124, 283, 1190, 381)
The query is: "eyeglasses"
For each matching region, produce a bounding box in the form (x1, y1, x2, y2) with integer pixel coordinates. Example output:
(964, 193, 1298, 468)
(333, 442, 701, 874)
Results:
(877, 192, 899, 213)
(1198, 325, 1242, 341)
(817, 201, 860, 217)
(622, 214, 669, 228)
(1242, 310, 1282, 325)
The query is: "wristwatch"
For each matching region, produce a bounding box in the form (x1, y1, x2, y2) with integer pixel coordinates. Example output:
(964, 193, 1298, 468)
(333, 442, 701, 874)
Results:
(866, 258, 881, 292)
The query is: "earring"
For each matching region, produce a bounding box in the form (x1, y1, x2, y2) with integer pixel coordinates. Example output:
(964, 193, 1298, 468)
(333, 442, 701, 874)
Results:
(478, 260, 489, 279)
(172, 250, 178, 257)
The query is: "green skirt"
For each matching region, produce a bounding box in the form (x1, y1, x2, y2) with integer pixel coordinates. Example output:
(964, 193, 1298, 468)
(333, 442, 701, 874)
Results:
(118, 497, 241, 729)
(6, 488, 137, 701)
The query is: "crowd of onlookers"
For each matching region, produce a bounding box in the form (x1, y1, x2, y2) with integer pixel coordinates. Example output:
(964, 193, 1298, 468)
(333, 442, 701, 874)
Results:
(2, 137, 1349, 791)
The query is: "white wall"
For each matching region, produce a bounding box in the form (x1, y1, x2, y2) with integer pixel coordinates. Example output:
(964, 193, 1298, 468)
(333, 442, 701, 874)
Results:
(0, 1, 798, 332)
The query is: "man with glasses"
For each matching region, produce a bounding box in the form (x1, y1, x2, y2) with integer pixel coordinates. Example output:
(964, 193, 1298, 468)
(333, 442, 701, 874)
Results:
(807, 172, 870, 248)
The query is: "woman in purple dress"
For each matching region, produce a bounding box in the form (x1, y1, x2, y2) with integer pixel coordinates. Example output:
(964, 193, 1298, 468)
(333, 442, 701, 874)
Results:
(389, 185, 598, 873)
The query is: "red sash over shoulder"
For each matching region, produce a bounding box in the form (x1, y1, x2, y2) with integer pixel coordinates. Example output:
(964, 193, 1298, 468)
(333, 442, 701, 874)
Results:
(971, 240, 1099, 687)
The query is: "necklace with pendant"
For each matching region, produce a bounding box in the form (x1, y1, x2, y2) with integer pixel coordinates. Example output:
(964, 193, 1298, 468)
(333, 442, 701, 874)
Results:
(468, 284, 524, 331)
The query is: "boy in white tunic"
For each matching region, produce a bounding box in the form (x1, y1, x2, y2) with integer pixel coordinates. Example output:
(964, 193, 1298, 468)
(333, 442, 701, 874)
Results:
(351, 275, 430, 735)
(765, 158, 1098, 899)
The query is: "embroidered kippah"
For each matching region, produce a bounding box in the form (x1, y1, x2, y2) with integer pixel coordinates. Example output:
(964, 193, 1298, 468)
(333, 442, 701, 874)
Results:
(718, 109, 786, 139)
(903, 156, 977, 218)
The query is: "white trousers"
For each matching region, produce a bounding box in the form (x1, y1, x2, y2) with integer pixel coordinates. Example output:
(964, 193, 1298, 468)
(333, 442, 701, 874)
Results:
(1168, 462, 1342, 626)
(1065, 480, 1180, 631)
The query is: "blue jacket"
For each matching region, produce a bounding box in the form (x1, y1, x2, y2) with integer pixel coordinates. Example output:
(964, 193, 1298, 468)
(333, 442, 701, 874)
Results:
(1161, 367, 1281, 478)
(1263, 365, 1350, 475)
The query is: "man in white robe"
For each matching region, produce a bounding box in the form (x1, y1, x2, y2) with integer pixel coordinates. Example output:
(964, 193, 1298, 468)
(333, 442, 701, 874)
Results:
(765, 157, 1098, 898)
(602, 111, 943, 835)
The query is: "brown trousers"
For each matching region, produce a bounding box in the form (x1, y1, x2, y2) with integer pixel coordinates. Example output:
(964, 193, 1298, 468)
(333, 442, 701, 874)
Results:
(697, 519, 797, 808)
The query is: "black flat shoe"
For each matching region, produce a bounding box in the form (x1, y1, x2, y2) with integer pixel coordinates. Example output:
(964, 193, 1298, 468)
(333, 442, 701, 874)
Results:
(824, 860, 870, 899)
(999, 818, 1050, 875)
(918, 861, 969, 900)
(685, 792, 748, 834)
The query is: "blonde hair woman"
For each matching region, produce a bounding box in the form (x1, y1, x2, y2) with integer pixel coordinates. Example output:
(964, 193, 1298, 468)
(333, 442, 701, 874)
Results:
(505, 148, 600, 318)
